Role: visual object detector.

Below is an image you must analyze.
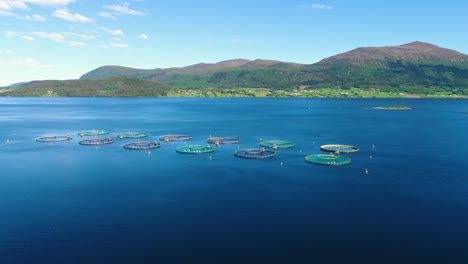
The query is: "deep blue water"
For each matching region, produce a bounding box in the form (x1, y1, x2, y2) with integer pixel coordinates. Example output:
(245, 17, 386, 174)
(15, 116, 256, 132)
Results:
(0, 98, 467, 264)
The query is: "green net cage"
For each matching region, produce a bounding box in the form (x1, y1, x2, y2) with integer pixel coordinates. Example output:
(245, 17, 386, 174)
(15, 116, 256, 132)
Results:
(159, 134, 192, 142)
(304, 154, 351, 166)
(320, 144, 359, 154)
(78, 129, 109, 137)
(234, 148, 276, 159)
(123, 141, 160, 150)
(207, 137, 240, 145)
(176, 145, 215, 154)
(79, 137, 114, 145)
(260, 140, 295, 149)
(117, 132, 149, 139)
(36, 135, 72, 142)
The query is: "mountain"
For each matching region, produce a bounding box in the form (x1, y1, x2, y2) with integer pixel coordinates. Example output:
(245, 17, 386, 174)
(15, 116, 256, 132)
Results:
(8, 82, 27, 88)
(78, 41, 468, 94)
(1, 77, 169, 97)
(5, 41, 468, 97)
(318, 41, 468, 65)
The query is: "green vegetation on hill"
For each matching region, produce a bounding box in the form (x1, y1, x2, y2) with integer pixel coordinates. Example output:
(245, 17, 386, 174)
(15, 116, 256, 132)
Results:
(4, 41, 468, 97)
(1, 77, 169, 97)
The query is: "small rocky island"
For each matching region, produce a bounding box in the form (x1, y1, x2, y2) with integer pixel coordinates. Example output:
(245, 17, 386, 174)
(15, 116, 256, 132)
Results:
(373, 106, 412, 110)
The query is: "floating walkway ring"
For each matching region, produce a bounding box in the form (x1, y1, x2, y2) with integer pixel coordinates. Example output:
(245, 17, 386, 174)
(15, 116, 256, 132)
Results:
(117, 132, 149, 139)
(207, 137, 240, 145)
(320, 144, 359, 154)
(260, 140, 295, 149)
(78, 129, 109, 137)
(123, 141, 160, 150)
(36, 135, 73, 142)
(176, 145, 215, 154)
(79, 138, 114, 145)
(159, 134, 192, 142)
(305, 154, 351, 166)
(234, 148, 276, 159)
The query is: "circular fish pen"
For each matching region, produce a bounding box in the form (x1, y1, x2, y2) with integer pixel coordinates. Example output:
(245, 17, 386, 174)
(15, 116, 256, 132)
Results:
(159, 134, 192, 142)
(36, 135, 72, 142)
(260, 140, 295, 149)
(304, 154, 351, 166)
(123, 141, 160, 150)
(234, 149, 276, 159)
(320, 144, 359, 154)
(79, 138, 114, 145)
(78, 129, 109, 137)
(117, 132, 149, 139)
(176, 145, 215, 154)
(207, 137, 240, 145)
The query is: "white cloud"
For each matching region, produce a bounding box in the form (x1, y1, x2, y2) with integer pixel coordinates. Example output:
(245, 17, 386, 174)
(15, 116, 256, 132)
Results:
(137, 33, 148, 40)
(23, 14, 45, 21)
(53, 9, 93, 23)
(4, 31, 17, 37)
(0, 0, 29, 10)
(0, 49, 13, 54)
(10, 58, 52, 68)
(302, 4, 334, 10)
(0, 9, 14, 16)
(109, 42, 128, 48)
(103, 3, 144, 16)
(32, 31, 64, 42)
(68, 40, 85, 46)
(23, 0, 75, 6)
(98, 12, 115, 20)
(101, 27, 124, 37)
(21, 35, 34, 40)
(63, 31, 95, 40)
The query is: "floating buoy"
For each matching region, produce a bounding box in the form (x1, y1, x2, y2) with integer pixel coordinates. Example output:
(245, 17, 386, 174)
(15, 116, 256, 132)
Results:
(365, 168, 369, 174)
(300, 150, 302, 153)
(370, 155, 373, 159)
(164, 138, 169, 143)
(280, 162, 283, 166)
(79, 133, 84, 137)
(272, 145, 278, 150)
(335, 150, 340, 154)
(372, 144, 375, 149)
(209, 156, 212, 160)
(148, 150, 151, 155)
(215, 141, 219, 146)
(6, 139, 10, 143)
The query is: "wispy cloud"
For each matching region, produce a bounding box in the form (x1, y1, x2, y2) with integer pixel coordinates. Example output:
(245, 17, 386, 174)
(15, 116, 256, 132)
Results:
(68, 40, 85, 46)
(0, 49, 13, 54)
(63, 31, 95, 40)
(32, 31, 64, 42)
(302, 3, 334, 10)
(23, 14, 45, 21)
(23, 0, 75, 6)
(53, 8, 93, 22)
(109, 42, 128, 48)
(4, 31, 18, 37)
(98, 11, 116, 20)
(9, 58, 52, 68)
(137, 33, 148, 40)
(0, 1, 29, 10)
(103, 3, 144, 16)
(21, 35, 34, 40)
(101, 27, 124, 37)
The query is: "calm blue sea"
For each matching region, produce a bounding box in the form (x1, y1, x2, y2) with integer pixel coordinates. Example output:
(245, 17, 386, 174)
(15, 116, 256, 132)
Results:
(0, 98, 467, 264)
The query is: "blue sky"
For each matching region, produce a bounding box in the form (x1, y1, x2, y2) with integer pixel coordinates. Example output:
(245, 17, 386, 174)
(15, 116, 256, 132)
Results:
(1, 0, 467, 86)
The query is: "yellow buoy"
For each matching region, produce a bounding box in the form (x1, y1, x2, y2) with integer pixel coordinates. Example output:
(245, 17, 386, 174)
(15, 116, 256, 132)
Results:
(370, 155, 373, 159)
(215, 141, 219, 146)
(365, 168, 369, 174)
(164, 138, 169, 143)
(209, 156, 212, 160)
(272, 145, 278, 150)
(148, 150, 151, 155)
(79, 133, 83, 137)
(335, 150, 340, 154)
(372, 144, 375, 149)
(280, 162, 283, 166)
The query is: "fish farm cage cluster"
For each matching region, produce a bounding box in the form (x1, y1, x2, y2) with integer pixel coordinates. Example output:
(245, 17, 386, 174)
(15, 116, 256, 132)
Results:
(29, 130, 364, 166)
